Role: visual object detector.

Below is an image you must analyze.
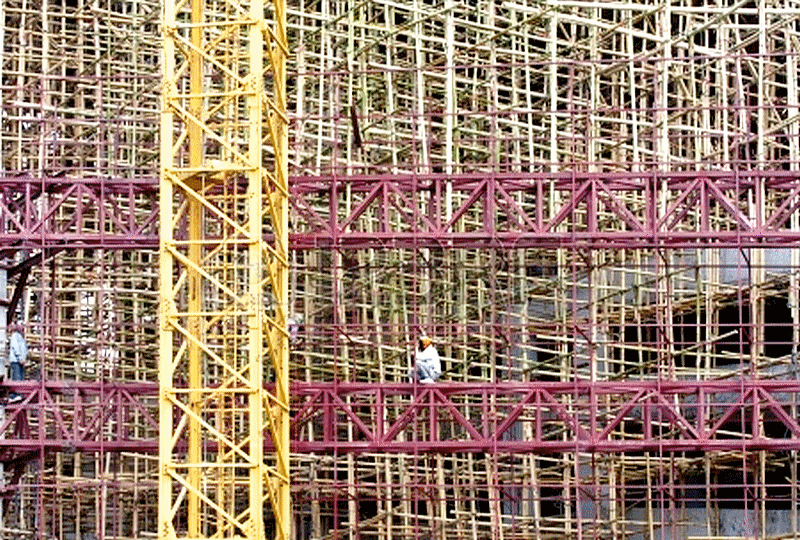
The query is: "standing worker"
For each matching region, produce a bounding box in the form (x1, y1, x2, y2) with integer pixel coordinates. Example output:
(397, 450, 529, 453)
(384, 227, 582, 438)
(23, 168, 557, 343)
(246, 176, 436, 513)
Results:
(7, 324, 27, 403)
(410, 334, 441, 384)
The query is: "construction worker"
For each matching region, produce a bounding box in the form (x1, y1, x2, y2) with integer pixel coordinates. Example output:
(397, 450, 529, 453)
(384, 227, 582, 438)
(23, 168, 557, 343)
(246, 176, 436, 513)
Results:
(410, 334, 441, 384)
(7, 324, 27, 403)
(288, 313, 303, 343)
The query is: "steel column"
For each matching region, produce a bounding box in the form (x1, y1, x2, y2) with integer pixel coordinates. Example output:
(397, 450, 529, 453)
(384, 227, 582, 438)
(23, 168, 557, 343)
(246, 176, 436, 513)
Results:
(158, 0, 289, 535)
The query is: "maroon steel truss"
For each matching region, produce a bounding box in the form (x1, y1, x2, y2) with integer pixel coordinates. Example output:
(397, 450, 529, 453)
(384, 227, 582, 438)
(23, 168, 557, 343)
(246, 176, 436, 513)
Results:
(0, 380, 799, 457)
(291, 170, 800, 249)
(0, 381, 158, 459)
(3, 170, 800, 250)
(0, 175, 158, 252)
(290, 380, 800, 454)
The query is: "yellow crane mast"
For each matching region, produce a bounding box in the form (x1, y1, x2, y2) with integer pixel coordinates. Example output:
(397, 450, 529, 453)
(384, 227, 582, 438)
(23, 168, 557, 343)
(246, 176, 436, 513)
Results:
(158, 0, 289, 536)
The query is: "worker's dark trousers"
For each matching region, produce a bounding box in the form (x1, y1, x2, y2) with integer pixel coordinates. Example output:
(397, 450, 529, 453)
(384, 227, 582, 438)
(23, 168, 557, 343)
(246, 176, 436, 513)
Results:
(8, 362, 24, 402)
(9, 362, 23, 381)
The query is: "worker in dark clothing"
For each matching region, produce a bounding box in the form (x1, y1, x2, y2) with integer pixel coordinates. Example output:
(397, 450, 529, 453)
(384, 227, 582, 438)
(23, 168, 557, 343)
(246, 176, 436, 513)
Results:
(7, 325, 27, 403)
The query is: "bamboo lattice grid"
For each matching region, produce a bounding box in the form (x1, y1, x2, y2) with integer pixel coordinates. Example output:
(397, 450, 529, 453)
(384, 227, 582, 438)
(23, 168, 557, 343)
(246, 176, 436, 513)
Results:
(3, 0, 800, 538)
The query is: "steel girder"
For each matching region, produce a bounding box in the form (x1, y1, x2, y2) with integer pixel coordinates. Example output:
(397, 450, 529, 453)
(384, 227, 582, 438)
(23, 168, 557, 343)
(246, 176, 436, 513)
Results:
(0, 175, 158, 252)
(1, 380, 800, 457)
(290, 380, 800, 454)
(0, 381, 158, 459)
(3, 170, 800, 250)
(290, 170, 800, 249)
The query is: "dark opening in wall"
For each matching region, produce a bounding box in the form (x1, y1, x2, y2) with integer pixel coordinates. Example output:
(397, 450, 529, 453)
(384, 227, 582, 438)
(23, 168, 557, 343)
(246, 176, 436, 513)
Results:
(714, 292, 793, 365)
(539, 485, 566, 518)
(714, 469, 757, 509)
(677, 473, 707, 509)
(673, 310, 706, 369)
(715, 298, 750, 361)
(526, 336, 570, 382)
(615, 288, 794, 371)
(763, 295, 793, 359)
(764, 460, 794, 510)
(608, 324, 658, 374)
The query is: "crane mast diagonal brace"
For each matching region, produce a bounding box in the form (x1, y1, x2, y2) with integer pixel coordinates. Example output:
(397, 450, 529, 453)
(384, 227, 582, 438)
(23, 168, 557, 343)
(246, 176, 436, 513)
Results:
(158, 0, 289, 536)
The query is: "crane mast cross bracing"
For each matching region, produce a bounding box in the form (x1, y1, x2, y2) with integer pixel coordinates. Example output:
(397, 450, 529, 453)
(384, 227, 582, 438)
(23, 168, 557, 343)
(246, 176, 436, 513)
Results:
(158, 0, 290, 536)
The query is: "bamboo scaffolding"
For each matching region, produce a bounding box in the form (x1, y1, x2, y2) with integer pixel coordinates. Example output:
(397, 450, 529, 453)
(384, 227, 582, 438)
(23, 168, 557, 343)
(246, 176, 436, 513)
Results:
(3, 0, 800, 537)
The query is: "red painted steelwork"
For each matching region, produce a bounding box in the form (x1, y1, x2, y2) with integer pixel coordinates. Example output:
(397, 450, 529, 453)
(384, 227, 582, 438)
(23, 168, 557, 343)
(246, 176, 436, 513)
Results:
(0, 381, 158, 460)
(3, 169, 800, 250)
(289, 380, 800, 453)
(0, 175, 159, 251)
(290, 170, 800, 249)
(0, 380, 797, 457)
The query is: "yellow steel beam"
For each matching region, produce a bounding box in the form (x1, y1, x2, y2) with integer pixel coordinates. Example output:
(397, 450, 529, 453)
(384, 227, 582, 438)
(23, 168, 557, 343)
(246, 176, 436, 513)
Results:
(159, 0, 289, 536)
(268, 0, 289, 535)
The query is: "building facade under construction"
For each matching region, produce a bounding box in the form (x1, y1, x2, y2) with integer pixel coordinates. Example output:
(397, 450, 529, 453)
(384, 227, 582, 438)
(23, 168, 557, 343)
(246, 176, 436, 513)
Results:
(3, 0, 800, 538)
